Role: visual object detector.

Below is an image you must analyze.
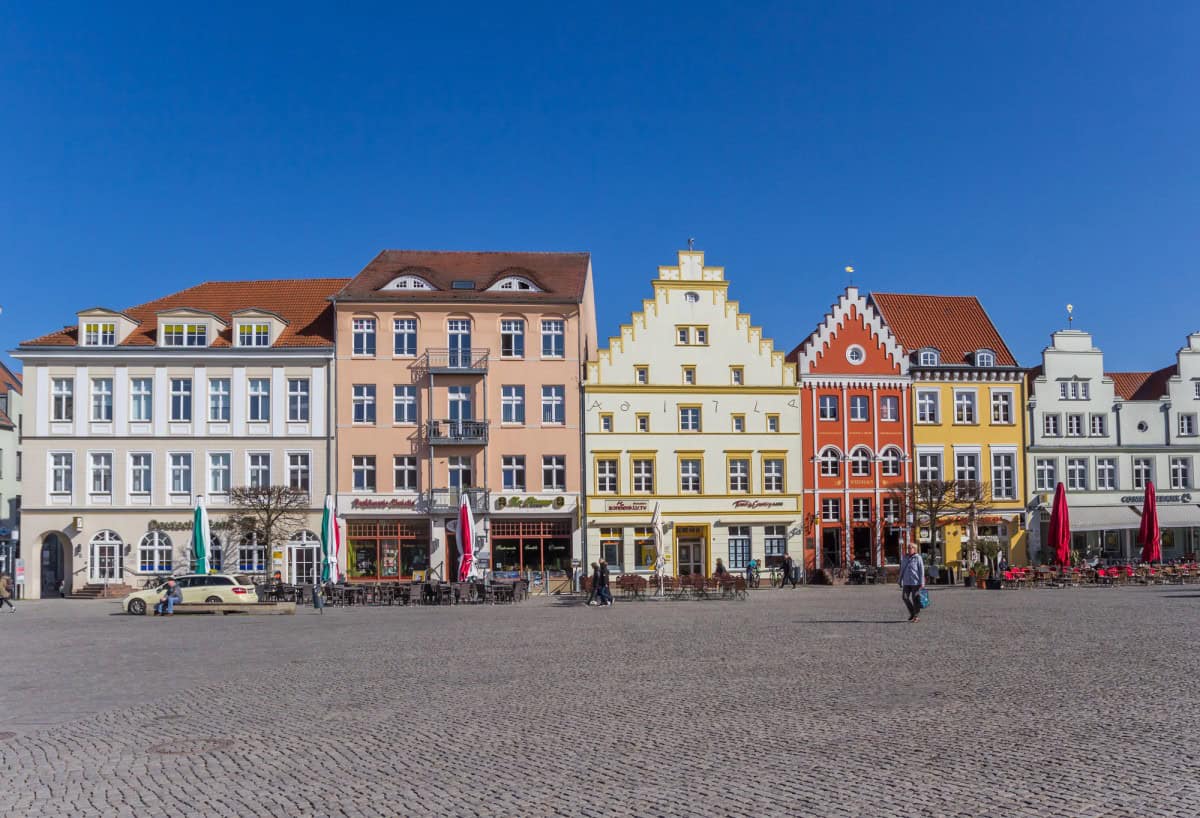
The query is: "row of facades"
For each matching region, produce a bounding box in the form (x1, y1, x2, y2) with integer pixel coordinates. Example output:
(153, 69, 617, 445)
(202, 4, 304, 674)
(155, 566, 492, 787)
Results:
(7, 249, 1200, 597)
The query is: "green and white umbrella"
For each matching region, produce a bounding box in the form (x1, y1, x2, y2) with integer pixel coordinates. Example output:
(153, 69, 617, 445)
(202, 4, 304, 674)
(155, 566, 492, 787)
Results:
(321, 495, 340, 583)
(193, 496, 211, 574)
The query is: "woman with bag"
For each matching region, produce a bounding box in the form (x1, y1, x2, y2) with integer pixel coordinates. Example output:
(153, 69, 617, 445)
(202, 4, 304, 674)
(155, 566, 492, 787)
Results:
(899, 543, 926, 623)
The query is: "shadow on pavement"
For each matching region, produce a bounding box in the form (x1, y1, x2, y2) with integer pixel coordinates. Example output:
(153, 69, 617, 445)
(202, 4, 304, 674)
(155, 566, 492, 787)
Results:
(792, 619, 907, 625)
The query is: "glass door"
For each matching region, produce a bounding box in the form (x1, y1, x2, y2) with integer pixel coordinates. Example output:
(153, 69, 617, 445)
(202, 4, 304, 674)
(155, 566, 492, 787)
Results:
(448, 319, 472, 369)
(677, 538, 704, 576)
(90, 537, 123, 583)
(448, 386, 472, 438)
(288, 545, 320, 585)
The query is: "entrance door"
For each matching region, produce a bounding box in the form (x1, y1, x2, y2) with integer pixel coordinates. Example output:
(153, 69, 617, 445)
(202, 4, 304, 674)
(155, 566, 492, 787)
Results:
(90, 536, 123, 583)
(289, 545, 320, 585)
(448, 319, 472, 369)
(821, 528, 842, 568)
(677, 538, 705, 576)
(41, 535, 64, 597)
(852, 527, 872, 563)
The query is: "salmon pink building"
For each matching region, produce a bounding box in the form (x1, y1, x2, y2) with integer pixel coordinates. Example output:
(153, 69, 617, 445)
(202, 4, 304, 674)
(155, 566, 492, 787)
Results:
(331, 251, 596, 588)
(788, 287, 911, 572)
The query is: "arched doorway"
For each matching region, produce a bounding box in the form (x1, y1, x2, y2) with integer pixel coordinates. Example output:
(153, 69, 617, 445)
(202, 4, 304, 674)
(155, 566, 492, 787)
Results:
(41, 533, 66, 598)
(287, 530, 321, 585)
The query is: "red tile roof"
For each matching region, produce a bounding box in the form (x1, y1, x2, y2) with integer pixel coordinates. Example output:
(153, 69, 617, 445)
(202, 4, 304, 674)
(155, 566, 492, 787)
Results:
(335, 250, 591, 303)
(1108, 366, 1176, 400)
(0, 360, 18, 428)
(20, 278, 349, 349)
(869, 293, 1019, 366)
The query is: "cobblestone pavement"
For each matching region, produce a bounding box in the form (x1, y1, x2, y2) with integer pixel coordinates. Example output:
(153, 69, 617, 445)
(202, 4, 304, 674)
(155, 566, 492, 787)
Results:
(2, 585, 1200, 817)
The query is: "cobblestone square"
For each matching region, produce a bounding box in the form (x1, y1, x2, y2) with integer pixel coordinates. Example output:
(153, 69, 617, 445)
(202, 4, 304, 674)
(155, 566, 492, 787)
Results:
(2, 586, 1199, 817)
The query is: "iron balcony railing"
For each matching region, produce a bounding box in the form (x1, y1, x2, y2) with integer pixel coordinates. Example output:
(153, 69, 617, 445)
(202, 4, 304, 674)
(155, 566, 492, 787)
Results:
(426, 419, 490, 445)
(427, 488, 490, 515)
(420, 347, 489, 374)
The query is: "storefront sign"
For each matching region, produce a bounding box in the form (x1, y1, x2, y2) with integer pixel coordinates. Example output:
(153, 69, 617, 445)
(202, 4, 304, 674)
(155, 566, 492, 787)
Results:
(350, 497, 420, 510)
(15, 560, 24, 585)
(494, 495, 567, 511)
(147, 519, 235, 532)
(604, 500, 650, 512)
(1120, 493, 1193, 504)
(731, 499, 786, 509)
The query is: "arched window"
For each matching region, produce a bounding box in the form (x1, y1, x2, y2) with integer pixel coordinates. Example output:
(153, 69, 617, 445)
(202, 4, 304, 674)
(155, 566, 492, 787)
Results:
(975, 349, 996, 367)
(819, 448, 842, 477)
(880, 447, 902, 477)
(489, 276, 542, 292)
(918, 348, 940, 367)
(209, 534, 223, 571)
(139, 531, 173, 573)
(381, 275, 435, 291)
(850, 447, 873, 476)
(290, 530, 320, 547)
(238, 533, 266, 573)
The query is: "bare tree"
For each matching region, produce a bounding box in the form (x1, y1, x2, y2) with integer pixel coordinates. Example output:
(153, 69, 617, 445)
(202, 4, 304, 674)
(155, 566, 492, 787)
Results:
(955, 480, 997, 575)
(888, 480, 960, 565)
(226, 486, 310, 579)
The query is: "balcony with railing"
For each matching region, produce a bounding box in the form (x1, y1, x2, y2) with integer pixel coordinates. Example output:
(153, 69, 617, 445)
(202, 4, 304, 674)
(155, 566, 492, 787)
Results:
(419, 348, 489, 374)
(426, 419, 489, 445)
(427, 487, 490, 515)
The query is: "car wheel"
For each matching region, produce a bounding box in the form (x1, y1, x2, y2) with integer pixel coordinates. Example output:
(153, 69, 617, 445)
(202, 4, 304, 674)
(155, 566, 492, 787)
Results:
(128, 598, 147, 616)
(205, 595, 222, 603)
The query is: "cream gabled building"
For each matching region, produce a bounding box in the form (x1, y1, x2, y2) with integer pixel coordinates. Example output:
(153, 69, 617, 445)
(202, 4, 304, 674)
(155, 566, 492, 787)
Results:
(584, 250, 803, 576)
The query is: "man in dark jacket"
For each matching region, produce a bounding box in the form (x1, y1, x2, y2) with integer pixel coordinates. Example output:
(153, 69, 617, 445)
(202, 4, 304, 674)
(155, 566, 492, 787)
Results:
(779, 553, 797, 588)
(154, 579, 183, 616)
(586, 562, 601, 605)
(597, 559, 612, 607)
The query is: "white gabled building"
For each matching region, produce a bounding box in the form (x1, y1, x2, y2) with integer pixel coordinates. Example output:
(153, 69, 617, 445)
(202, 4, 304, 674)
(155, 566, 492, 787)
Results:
(1026, 329, 1200, 562)
(583, 250, 803, 576)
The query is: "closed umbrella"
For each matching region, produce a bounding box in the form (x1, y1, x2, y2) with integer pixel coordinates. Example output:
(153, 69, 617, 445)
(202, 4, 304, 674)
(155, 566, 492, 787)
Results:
(457, 492, 476, 582)
(1138, 481, 1161, 564)
(193, 497, 210, 574)
(321, 496, 340, 584)
(1047, 482, 1072, 567)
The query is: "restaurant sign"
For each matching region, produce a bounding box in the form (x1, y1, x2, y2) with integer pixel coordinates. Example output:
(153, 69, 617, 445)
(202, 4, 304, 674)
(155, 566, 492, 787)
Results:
(350, 497, 420, 510)
(604, 500, 650, 513)
(1119, 493, 1193, 504)
(731, 499, 786, 509)
(147, 519, 235, 533)
(495, 495, 571, 512)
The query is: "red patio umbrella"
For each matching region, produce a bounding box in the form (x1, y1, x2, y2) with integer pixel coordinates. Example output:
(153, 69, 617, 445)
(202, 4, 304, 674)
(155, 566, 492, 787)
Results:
(1138, 481, 1161, 564)
(1047, 482, 1072, 567)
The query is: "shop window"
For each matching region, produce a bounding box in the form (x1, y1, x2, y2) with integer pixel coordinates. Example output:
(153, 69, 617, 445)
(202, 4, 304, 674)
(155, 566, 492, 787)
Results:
(634, 527, 656, 571)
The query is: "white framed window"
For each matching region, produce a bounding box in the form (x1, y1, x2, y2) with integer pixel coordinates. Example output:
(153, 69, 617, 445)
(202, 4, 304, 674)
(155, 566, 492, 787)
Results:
(541, 386, 565, 425)
(918, 349, 939, 367)
(679, 406, 701, 432)
(91, 378, 113, 422)
(352, 455, 376, 492)
(731, 367, 744, 386)
(635, 367, 649, 385)
(52, 378, 74, 422)
(238, 323, 271, 347)
(764, 526, 786, 560)
(288, 453, 311, 492)
(169, 453, 192, 495)
(728, 458, 750, 492)
(1059, 379, 1090, 400)
(393, 455, 418, 491)
(632, 459, 654, 493)
(727, 527, 751, 570)
(882, 498, 901, 523)
(1035, 458, 1057, 492)
(83, 322, 116, 346)
(1170, 457, 1192, 490)
(990, 390, 1012, 425)
(880, 396, 899, 422)
(763, 458, 784, 492)
(953, 390, 977, 424)
(600, 414, 613, 432)
(1066, 414, 1084, 437)
(682, 366, 696, 385)
(917, 451, 942, 483)
(679, 459, 701, 493)
(819, 448, 841, 478)
(448, 456, 472, 489)
(352, 384, 376, 424)
(288, 378, 310, 422)
(1096, 458, 1116, 491)
(766, 415, 780, 433)
(208, 378, 230, 422)
(850, 448, 872, 477)
(819, 395, 838, 421)
(130, 377, 153, 422)
(352, 318, 376, 356)
(169, 378, 192, 422)
(1066, 457, 1088, 491)
(916, 390, 939, 424)
(51, 452, 73, 494)
(1090, 414, 1107, 437)
(163, 323, 207, 347)
(238, 534, 265, 573)
(1179, 414, 1198, 437)
(139, 531, 173, 573)
(975, 350, 996, 367)
(248, 453, 271, 488)
(392, 385, 416, 424)
(955, 452, 980, 494)
(991, 452, 1016, 500)
(541, 319, 565, 358)
(209, 453, 231, 494)
(636, 415, 649, 433)
(850, 395, 870, 422)
(501, 385, 525, 424)
(500, 319, 525, 358)
(542, 455, 566, 491)
(248, 378, 270, 422)
(732, 415, 745, 433)
(845, 345, 866, 365)
(596, 458, 617, 494)
(89, 453, 113, 495)
(821, 498, 841, 522)
(393, 318, 418, 357)
(130, 452, 152, 495)
(852, 498, 871, 521)
(1133, 458, 1154, 490)
(502, 455, 526, 491)
(1043, 414, 1060, 437)
(880, 448, 901, 477)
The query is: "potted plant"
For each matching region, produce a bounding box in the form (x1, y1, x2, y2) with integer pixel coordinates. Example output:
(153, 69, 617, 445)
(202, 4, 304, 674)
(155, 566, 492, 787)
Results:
(970, 561, 990, 589)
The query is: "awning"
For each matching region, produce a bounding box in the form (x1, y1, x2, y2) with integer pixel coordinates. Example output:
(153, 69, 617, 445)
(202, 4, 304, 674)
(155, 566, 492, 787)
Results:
(1156, 505, 1200, 528)
(1049, 503, 1200, 532)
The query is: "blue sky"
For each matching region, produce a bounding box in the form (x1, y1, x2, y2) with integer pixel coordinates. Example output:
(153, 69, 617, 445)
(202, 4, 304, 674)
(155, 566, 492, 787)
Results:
(2, 1, 1198, 374)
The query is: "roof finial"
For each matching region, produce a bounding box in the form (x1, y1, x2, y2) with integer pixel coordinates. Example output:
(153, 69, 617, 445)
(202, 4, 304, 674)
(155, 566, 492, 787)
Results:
(1067, 303, 1074, 329)
(845, 265, 855, 288)
(687, 237, 695, 251)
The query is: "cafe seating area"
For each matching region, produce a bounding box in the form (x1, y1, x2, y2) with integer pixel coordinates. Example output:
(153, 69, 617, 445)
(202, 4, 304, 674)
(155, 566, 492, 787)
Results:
(1000, 564, 1200, 589)
(581, 573, 749, 601)
(257, 579, 529, 607)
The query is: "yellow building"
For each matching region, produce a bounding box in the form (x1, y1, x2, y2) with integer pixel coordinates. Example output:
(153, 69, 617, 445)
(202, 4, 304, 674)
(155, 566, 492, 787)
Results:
(871, 294, 1029, 567)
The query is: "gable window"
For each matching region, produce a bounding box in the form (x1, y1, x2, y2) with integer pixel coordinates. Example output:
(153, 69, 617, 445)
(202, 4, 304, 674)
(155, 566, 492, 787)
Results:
(541, 386, 565, 425)
(880, 396, 899, 422)
(393, 318, 417, 357)
(730, 367, 744, 385)
(502, 455, 526, 491)
(819, 395, 838, 421)
(600, 414, 613, 432)
(916, 390, 939, 424)
(682, 366, 696, 385)
(91, 378, 113, 422)
(500, 319, 525, 358)
(953, 391, 977, 424)
(731, 415, 745, 433)
(845, 345, 865, 365)
(52, 378, 74, 422)
(636, 414, 649, 433)
(819, 448, 841, 478)
(991, 391, 1013, 424)
(675, 326, 709, 346)
(238, 323, 271, 347)
(766, 414, 779, 433)
(1059, 379, 1091, 400)
(918, 349, 940, 367)
(352, 318, 376, 356)
(248, 378, 271, 422)
(83, 322, 116, 346)
(209, 378, 231, 422)
(288, 378, 310, 422)
(501, 385, 525, 424)
(541, 320, 565, 358)
(850, 395, 870, 422)
(352, 384, 376, 424)
(975, 350, 996, 367)
(635, 366, 649, 384)
(679, 406, 701, 432)
(392, 385, 417, 424)
(170, 378, 192, 422)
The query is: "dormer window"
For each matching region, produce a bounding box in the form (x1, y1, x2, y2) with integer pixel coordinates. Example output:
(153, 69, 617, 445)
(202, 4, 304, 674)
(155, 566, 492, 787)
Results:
(381, 275, 435, 291)
(918, 349, 940, 367)
(83, 322, 116, 346)
(975, 350, 996, 367)
(490, 276, 542, 292)
(238, 323, 271, 347)
(163, 323, 208, 347)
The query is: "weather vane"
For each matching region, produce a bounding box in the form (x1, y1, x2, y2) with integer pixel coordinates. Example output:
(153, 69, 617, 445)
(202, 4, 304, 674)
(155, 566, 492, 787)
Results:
(845, 265, 855, 287)
(687, 237, 695, 251)
(1067, 303, 1074, 328)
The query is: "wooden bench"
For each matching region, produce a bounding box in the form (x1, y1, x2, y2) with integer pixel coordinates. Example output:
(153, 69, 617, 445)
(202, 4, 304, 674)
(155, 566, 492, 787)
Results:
(170, 602, 296, 615)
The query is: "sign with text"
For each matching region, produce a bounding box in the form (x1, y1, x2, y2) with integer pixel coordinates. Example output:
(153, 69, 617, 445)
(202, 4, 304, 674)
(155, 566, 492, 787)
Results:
(494, 494, 574, 513)
(349, 497, 420, 511)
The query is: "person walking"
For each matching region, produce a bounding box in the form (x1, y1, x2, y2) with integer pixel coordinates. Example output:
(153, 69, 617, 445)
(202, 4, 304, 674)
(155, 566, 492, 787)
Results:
(899, 543, 926, 622)
(714, 558, 728, 577)
(779, 553, 797, 588)
(586, 561, 601, 606)
(0, 573, 14, 612)
(597, 559, 613, 606)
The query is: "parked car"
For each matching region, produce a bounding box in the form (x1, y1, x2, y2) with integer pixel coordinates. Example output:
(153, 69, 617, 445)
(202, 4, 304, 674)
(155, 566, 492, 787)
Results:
(123, 574, 259, 615)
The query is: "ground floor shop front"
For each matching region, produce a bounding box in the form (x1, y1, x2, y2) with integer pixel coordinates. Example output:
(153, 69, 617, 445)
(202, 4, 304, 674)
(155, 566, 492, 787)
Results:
(1027, 492, 1200, 563)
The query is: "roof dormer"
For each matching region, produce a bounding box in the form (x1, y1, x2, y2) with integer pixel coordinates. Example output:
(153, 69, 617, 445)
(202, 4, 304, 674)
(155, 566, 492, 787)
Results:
(77, 308, 139, 347)
(156, 308, 226, 348)
(916, 347, 941, 367)
(380, 273, 436, 291)
(231, 308, 288, 348)
(488, 275, 543, 292)
(973, 348, 997, 367)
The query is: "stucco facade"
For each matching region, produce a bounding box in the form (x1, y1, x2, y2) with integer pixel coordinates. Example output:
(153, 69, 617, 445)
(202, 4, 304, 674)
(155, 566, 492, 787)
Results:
(584, 250, 803, 576)
(0, 361, 22, 580)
